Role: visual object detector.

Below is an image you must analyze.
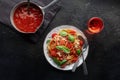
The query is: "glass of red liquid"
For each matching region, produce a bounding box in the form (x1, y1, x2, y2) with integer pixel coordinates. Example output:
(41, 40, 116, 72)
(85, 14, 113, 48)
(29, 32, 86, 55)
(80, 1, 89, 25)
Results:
(87, 17, 104, 34)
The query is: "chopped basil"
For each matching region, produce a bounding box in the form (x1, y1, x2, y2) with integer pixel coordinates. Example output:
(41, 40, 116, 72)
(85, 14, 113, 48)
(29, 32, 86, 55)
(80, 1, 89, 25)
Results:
(52, 58, 67, 66)
(68, 34, 75, 42)
(77, 49, 81, 55)
(46, 40, 51, 44)
(52, 58, 61, 66)
(60, 31, 67, 36)
(60, 60, 67, 65)
(56, 46, 70, 54)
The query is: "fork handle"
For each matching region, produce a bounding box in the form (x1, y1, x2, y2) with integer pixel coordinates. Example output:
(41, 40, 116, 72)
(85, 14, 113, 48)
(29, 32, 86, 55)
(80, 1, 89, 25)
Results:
(72, 50, 84, 72)
(81, 53, 88, 75)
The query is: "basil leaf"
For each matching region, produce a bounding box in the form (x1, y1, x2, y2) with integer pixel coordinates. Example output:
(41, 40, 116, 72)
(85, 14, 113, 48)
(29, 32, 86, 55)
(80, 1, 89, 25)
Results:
(46, 40, 51, 44)
(68, 34, 75, 42)
(77, 49, 81, 55)
(56, 46, 70, 54)
(62, 47, 70, 54)
(60, 60, 67, 65)
(52, 58, 67, 66)
(60, 31, 67, 36)
(52, 58, 61, 66)
(56, 46, 63, 50)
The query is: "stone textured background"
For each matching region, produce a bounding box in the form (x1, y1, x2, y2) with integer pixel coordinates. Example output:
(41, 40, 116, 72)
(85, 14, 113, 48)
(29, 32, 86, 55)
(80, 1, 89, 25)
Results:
(0, 0, 120, 80)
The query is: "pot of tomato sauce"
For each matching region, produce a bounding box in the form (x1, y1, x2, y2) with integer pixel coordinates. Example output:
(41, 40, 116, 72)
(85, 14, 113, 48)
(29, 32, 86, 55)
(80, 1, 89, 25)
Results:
(10, 0, 58, 33)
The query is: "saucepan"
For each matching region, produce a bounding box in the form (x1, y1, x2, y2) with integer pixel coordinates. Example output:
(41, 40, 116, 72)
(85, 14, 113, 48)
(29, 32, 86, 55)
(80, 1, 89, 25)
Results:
(10, 0, 58, 33)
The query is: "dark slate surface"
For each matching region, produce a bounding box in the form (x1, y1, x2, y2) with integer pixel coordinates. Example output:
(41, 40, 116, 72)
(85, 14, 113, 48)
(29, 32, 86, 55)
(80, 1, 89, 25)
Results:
(0, 0, 120, 80)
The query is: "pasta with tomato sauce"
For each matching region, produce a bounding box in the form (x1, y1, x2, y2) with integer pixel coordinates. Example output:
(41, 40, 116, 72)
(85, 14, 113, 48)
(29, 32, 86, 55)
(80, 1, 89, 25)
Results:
(47, 29, 84, 68)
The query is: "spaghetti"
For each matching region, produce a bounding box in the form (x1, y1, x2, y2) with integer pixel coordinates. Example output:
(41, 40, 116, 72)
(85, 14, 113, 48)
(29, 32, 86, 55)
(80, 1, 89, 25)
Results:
(47, 29, 84, 68)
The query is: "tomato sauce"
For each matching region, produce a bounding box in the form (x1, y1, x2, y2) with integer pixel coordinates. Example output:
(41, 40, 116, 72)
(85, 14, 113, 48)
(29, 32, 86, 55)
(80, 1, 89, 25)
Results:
(13, 3, 43, 33)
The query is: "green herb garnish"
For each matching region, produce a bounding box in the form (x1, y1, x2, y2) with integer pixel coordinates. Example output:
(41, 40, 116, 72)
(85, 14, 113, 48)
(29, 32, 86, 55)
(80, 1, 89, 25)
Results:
(46, 40, 51, 44)
(56, 46, 70, 54)
(60, 31, 67, 36)
(52, 58, 67, 66)
(77, 49, 81, 55)
(68, 34, 75, 42)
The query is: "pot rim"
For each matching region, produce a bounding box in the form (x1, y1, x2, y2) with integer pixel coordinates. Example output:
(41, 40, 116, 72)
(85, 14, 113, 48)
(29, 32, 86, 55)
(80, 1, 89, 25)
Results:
(10, 1, 45, 33)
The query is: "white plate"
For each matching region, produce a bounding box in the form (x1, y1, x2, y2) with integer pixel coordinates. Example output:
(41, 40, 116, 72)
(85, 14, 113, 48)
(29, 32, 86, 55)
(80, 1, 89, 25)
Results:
(43, 25, 89, 71)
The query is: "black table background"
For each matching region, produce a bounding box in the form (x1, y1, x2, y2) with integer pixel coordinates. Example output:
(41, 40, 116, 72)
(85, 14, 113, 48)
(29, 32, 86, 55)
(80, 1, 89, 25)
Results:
(0, 0, 120, 80)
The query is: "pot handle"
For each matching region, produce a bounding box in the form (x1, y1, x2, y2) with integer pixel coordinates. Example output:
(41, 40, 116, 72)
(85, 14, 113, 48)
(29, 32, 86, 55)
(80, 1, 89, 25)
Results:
(41, 0, 59, 10)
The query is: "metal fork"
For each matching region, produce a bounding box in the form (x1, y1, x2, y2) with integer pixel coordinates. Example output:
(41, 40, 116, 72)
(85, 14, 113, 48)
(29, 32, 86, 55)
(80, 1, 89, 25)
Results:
(72, 35, 88, 75)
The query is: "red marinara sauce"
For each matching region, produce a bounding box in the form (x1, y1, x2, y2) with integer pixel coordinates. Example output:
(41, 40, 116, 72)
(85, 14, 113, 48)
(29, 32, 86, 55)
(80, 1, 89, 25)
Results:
(13, 3, 43, 33)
